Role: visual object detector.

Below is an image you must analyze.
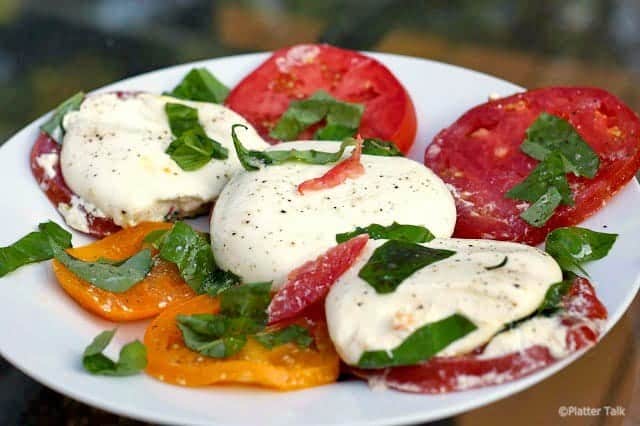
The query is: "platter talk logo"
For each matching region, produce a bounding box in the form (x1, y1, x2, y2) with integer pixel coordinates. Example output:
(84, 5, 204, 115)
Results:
(558, 405, 626, 417)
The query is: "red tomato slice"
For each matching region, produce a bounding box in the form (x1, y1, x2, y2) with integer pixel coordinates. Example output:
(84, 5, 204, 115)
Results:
(351, 276, 606, 393)
(297, 135, 364, 194)
(267, 234, 369, 325)
(425, 87, 640, 245)
(225, 44, 417, 153)
(30, 132, 120, 238)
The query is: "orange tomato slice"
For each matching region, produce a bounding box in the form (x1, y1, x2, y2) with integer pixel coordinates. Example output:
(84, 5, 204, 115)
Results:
(52, 222, 195, 322)
(144, 295, 340, 390)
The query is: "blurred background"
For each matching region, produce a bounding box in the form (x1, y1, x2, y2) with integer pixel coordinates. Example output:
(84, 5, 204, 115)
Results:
(0, 1, 638, 425)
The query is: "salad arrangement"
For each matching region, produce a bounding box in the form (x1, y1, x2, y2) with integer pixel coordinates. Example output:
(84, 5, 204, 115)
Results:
(3, 44, 637, 395)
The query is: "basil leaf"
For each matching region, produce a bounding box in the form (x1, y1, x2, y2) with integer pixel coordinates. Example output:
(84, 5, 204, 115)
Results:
(82, 330, 147, 376)
(537, 279, 573, 314)
(545, 227, 617, 275)
(158, 222, 215, 293)
(200, 269, 240, 296)
(254, 325, 313, 349)
(521, 113, 600, 178)
(53, 246, 152, 293)
(219, 281, 272, 323)
(336, 222, 435, 244)
(358, 314, 476, 368)
(269, 90, 363, 141)
(232, 124, 355, 171)
(361, 138, 403, 157)
(0, 221, 72, 277)
(165, 102, 202, 137)
(164, 103, 228, 171)
(358, 240, 456, 294)
(165, 68, 229, 104)
(166, 131, 228, 171)
(506, 152, 573, 205)
(143, 229, 169, 249)
(485, 256, 508, 271)
(40, 92, 84, 142)
(519, 186, 563, 227)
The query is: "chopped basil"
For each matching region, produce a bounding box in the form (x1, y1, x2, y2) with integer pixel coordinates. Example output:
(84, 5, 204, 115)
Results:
(82, 329, 147, 376)
(361, 138, 403, 157)
(40, 92, 84, 142)
(164, 103, 228, 171)
(358, 240, 456, 294)
(336, 222, 435, 244)
(519, 186, 563, 227)
(232, 124, 356, 171)
(537, 279, 573, 314)
(157, 222, 216, 293)
(521, 113, 599, 178)
(506, 152, 573, 227)
(269, 90, 364, 141)
(177, 282, 313, 359)
(485, 256, 508, 271)
(0, 221, 72, 277)
(545, 227, 617, 275)
(506, 113, 600, 227)
(357, 314, 476, 368)
(253, 325, 313, 349)
(52, 245, 153, 293)
(503, 278, 573, 330)
(151, 222, 239, 295)
(165, 68, 229, 104)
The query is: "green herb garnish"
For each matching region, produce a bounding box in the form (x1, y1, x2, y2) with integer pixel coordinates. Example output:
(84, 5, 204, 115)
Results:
(357, 314, 476, 368)
(545, 227, 617, 276)
(361, 138, 403, 157)
(0, 221, 72, 277)
(165, 68, 229, 104)
(164, 103, 228, 171)
(485, 256, 508, 271)
(40, 92, 85, 142)
(82, 329, 147, 376)
(52, 246, 153, 293)
(521, 113, 599, 178)
(506, 113, 599, 227)
(358, 240, 455, 294)
(232, 124, 357, 171)
(336, 222, 435, 244)
(269, 91, 364, 141)
(177, 282, 312, 359)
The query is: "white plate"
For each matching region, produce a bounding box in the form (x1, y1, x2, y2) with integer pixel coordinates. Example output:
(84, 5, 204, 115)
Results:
(0, 52, 638, 426)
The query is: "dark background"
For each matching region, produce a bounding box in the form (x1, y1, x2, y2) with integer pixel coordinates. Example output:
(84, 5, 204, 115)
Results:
(0, 1, 638, 425)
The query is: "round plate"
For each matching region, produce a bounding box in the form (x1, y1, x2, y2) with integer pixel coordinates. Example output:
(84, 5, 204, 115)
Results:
(0, 52, 638, 426)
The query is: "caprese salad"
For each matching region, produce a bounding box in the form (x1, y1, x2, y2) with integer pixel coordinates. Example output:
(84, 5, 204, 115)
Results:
(2, 44, 636, 395)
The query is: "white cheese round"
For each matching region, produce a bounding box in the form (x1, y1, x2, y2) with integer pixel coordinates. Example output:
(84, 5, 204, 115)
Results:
(60, 92, 267, 228)
(325, 238, 563, 365)
(211, 141, 456, 288)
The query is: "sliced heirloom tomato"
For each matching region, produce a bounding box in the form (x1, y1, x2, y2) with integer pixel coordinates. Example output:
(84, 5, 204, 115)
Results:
(52, 222, 195, 321)
(225, 44, 417, 153)
(425, 87, 640, 245)
(31, 132, 120, 238)
(144, 295, 339, 390)
(352, 276, 606, 393)
(268, 234, 369, 324)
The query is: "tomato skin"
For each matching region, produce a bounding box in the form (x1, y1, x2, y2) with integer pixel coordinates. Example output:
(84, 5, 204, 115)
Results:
(225, 44, 417, 153)
(425, 87, 640, 245)
(31, 132, 120, 238)
(268, 234, 369, 325)
(144, 295, 340, 390)
(351, 276, 605, 393)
